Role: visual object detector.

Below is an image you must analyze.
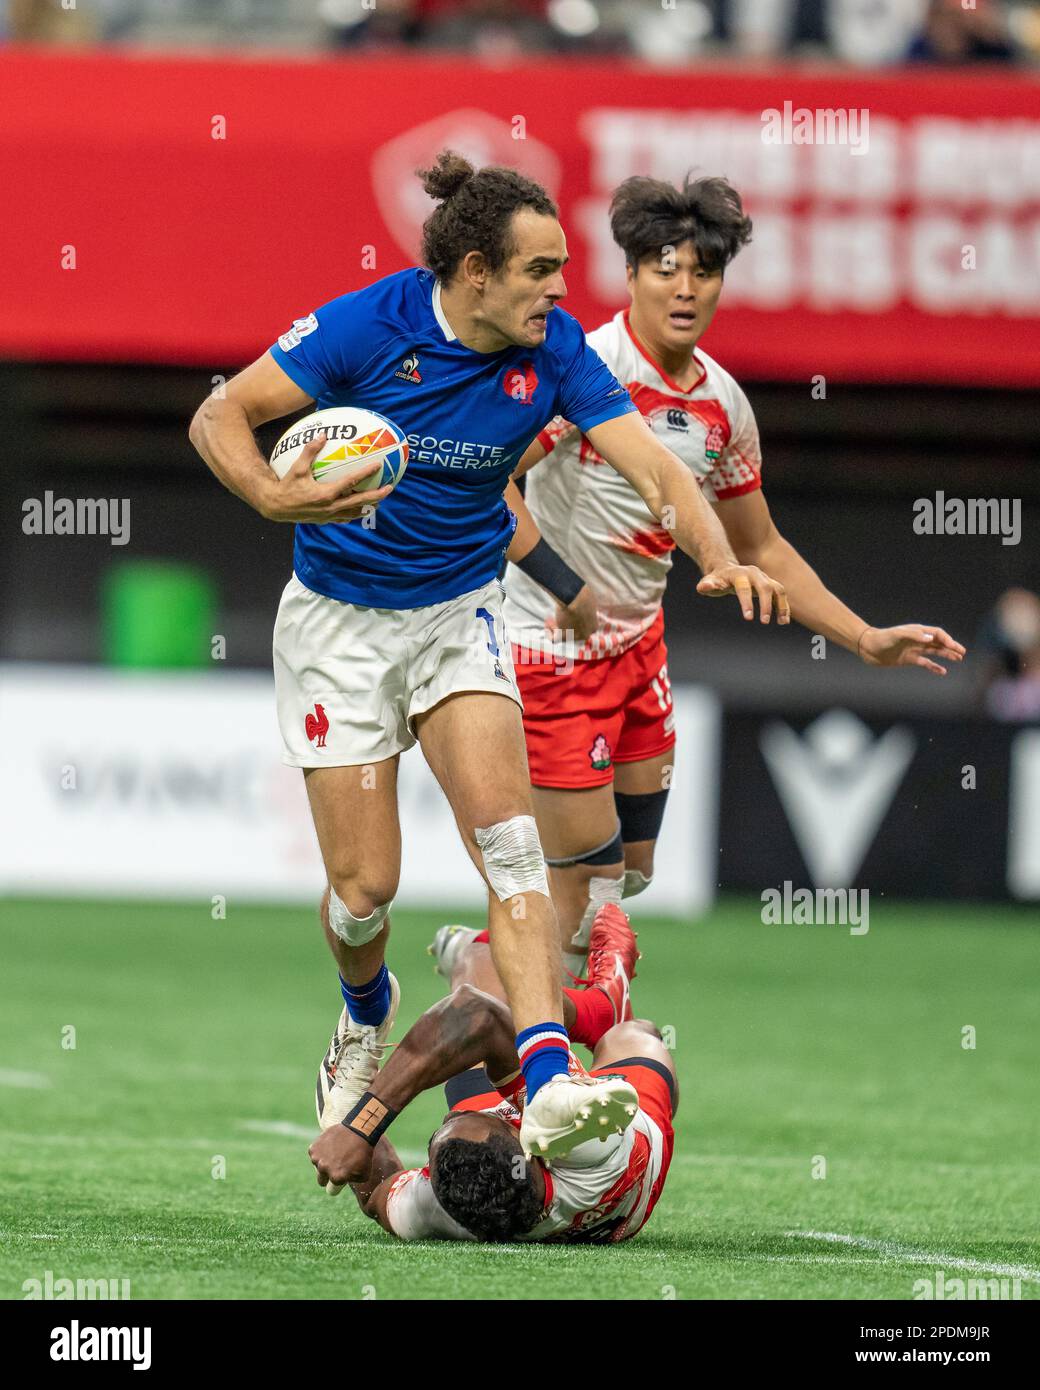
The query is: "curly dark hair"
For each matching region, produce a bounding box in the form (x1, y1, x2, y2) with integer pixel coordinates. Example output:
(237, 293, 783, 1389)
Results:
(430, 1129, 543, 1242)
(417, 149, 558, 284)
(609, 174, 752, 275)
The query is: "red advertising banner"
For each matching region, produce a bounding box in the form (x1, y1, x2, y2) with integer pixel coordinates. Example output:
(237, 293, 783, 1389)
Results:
(1, 47, 1038, 384)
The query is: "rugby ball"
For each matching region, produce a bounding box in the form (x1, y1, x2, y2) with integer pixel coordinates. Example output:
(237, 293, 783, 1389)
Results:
(269, 406, 409, 495)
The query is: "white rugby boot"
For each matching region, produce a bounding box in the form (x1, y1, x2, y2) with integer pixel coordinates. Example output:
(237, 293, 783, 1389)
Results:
(519, 1072, 639, 1163)
(427, 924, 481, 980)
(315, 974, 401, 1192)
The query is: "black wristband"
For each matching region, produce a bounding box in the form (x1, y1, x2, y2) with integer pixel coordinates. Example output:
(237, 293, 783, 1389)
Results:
(515, 537, 586, 607)
(342, 1091, 399, 1146)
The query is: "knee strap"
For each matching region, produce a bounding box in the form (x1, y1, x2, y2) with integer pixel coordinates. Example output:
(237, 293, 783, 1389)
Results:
(615, 788, 669, 844)
(327, 888, 391, 947)
(475, 815, 550, 901)
(543, 822, 624, 870)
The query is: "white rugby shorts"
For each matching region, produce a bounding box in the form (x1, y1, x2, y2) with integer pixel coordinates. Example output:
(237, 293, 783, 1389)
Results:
(273, 574, 522, 767)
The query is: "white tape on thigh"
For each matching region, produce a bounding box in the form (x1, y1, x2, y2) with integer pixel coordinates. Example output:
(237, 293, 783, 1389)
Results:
(475, 815, 550, 902)
(327, 889, 391, 947)
(622, 869, 652, 900)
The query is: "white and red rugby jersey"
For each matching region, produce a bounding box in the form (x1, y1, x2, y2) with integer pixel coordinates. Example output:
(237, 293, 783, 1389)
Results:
(503, 308, 762, 661)
(383, 1095, 668, 1245)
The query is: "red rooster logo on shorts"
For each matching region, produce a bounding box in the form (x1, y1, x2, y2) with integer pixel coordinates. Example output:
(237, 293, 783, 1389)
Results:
(305, 703, 329, 748)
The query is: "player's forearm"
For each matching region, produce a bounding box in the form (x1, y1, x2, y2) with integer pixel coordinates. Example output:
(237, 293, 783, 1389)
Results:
(189, 396, 274, 515)
(657, 451, 739, 575)
(368, 987, 517, 1113)
(504, 477, 542, 562)
(743, 531, 868, 653)
(351, 1136, 403, 1217)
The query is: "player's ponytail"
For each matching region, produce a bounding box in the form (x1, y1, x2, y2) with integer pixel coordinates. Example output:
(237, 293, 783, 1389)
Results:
(418, 149, 476, 204)
(416, 149, 558, 284)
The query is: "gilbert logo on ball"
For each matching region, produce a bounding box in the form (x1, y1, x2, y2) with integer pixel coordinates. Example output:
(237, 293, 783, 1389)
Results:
(269, 406, 409, 495)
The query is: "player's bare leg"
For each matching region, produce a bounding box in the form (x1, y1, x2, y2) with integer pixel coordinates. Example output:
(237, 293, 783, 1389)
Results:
(445, 903, 638, 1034)
(415, 692, 562, 1034)
(305, 758, 401, 974)
(592, 1018, 679, 1116)
(305, 760, 403, 1154)
(613, 749, 673, 895)
(416, 691, 635, 1157)
(532, 783, 625, 976)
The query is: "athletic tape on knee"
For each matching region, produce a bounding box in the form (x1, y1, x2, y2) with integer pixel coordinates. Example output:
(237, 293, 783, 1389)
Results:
(543, 822, 624, 870)
(615, 788, 669, 845)
(474, 815, 550, 902)
(327, 888, 391, 947)
(622, 869, 652, 899)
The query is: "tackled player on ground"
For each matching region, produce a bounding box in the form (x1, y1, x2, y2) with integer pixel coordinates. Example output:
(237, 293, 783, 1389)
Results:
(310, 906, 676, 1244)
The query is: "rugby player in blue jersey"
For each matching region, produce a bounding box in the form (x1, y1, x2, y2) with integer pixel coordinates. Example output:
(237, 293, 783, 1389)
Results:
(190, 151, 788, 1170)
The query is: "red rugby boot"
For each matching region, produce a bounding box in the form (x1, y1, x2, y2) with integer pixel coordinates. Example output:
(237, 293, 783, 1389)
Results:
(585, 904, 639, 1026)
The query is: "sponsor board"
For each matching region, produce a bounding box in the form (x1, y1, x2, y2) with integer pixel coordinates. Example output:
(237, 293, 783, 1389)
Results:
(0, 665, 716, 914)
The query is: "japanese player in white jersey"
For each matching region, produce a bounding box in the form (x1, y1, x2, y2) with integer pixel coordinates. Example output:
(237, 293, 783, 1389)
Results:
(189, 153, 787, 1172)
(309, 905, 677, 1246)
(498, 175, 966, 975)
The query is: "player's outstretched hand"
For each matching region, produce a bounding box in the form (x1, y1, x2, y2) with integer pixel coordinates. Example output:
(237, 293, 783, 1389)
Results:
(858, 624, 966, 676)
(308, 1124, 373, 1193)
(259, 433, 392, 524)
(549, 583, 600, 643)
(697, 564, 791, 624)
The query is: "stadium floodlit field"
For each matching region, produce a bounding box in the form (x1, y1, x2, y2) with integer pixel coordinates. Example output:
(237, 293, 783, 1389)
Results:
(1, 895, 1037, 1301)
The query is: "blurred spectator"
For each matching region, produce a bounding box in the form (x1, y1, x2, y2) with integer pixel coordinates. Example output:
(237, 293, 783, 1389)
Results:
(978, 588, 1040, 722)
(419, 0, 550, 58)
(320, 0, 423, 50)
(619, 0, 715, 63)
(825, 0, 931, 66)
(906, 0, 1017, 62)
(4, 0, 99, 41)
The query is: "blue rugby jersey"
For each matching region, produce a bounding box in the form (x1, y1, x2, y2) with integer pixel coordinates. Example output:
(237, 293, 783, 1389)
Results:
(268, 267, 636, 608)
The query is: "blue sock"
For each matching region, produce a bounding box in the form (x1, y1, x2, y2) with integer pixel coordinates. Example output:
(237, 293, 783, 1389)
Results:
(515, 1022, 571, 1102)
(340, 964, 391, 1027)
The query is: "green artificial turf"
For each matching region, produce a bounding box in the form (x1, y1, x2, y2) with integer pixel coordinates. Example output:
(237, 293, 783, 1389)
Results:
(1, 895, 1037, 1300)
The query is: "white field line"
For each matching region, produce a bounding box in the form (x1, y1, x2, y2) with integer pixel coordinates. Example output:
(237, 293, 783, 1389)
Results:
(235, 1120, 424, 1165)
(0, 1069, 51, 1089)
(674, 1153, 1040, 1174)
(786, 1230, 1040, 1283)
(237, 1120, 313, 1139)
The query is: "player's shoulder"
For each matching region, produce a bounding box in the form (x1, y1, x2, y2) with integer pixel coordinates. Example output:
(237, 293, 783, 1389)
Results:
(313, 267, 433, 337)
(584, 311, 626, 358)
(543, 303, 596, 361)
(694, 344, 749, 404)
